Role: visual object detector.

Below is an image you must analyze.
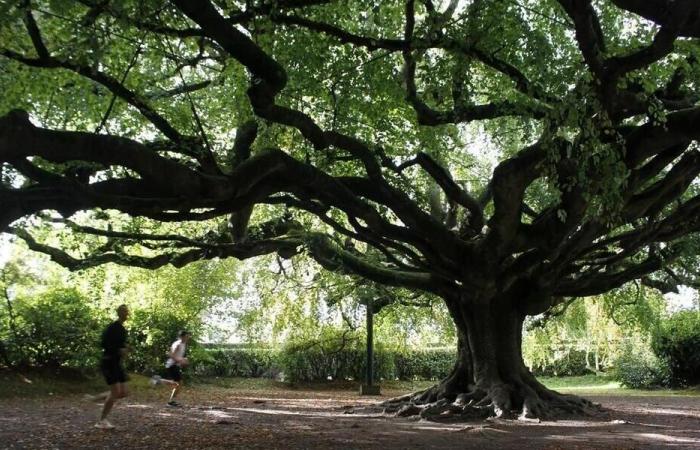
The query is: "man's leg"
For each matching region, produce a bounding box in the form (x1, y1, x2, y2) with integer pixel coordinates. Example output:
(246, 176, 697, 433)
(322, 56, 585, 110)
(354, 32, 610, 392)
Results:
(85, 391, 110, 402)
(168, 381, 181, 403)
(152, 376, 180, 402)
(166, 366, 183, 405)
(100, 383, 126, 421)
(150, 376, 178, 388)
(91, 358, 113, 403)
(95, 359, 120, 428)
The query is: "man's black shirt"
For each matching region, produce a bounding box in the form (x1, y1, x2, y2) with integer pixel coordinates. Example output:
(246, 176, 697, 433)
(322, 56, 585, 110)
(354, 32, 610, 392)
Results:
(101, 320, 127, 360)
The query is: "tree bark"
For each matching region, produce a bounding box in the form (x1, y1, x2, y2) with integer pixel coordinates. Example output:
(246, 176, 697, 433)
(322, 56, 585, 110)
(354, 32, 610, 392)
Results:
(384, 291, 597, 420)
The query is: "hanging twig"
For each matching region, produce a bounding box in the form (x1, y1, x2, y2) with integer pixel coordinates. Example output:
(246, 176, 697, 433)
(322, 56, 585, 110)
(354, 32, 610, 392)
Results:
(94, 35, 146, 134)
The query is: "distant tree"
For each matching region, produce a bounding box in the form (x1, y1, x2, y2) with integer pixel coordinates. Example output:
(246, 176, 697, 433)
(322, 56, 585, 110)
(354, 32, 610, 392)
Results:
(1, 0, 700, 419)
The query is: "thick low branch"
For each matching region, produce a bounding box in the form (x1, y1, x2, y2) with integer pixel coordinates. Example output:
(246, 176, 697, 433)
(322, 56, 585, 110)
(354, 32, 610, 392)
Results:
(623, 150, 700, 220)
(624, 107, 700, 167)
(0, 110, 219, 196)
(556, 0, 606, 80)
(270, 13, 408, 51)
(173, 0, 287, 94)
(306, 233, 439, 293)
(412, 153, 484, 230)
(554, 253, 671, 297)
(11, 226, 302, 271)
(610, 0, 700, 38)
(0, 51, 187, 148)
(403, 48, 547, 126)
(0, 112, 445, 268)
(21, 0, 50, 59)
(482, 140, 549, 260)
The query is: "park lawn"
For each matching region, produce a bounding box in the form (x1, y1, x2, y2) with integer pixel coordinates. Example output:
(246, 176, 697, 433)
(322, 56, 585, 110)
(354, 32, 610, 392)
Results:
(1, 369, 699, 399)
(0, 369, 161, 399)
(192, 375, 700, 398)
(538, 374, 700, 396)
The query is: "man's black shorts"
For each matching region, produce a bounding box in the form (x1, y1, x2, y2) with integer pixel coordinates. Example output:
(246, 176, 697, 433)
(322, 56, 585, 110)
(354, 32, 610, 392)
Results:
(166, 365, 183, 382)
(100, 356, 127, 385)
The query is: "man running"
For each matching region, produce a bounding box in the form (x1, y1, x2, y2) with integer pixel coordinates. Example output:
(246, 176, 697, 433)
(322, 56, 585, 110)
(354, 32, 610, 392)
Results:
(150, 330, 190, 407)
(93, 304, 130, 429)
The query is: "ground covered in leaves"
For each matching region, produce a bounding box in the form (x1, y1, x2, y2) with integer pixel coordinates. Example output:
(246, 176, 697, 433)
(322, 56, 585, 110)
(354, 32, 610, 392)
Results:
(1, 371, 699, 449)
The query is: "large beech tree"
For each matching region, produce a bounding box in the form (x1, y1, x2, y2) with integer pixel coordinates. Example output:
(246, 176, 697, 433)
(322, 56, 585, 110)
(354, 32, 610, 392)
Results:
(1, 0, 700, 419)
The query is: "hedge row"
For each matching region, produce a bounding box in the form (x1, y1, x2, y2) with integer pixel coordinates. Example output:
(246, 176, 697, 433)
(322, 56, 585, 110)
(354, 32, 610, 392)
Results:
(528, 349, 593, 377)
(191, 346, 457, 382)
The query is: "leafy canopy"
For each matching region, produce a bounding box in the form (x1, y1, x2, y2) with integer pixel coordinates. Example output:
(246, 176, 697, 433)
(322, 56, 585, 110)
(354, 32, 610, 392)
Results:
(0, 0, 699, 319)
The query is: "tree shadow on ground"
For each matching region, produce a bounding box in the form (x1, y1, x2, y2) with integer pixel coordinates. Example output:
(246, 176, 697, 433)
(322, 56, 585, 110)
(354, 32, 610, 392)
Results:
(2, 386, 700, 449)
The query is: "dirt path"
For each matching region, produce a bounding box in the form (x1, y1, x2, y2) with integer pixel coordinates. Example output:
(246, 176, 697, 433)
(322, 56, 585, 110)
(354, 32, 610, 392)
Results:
(1, 387, 699, 449)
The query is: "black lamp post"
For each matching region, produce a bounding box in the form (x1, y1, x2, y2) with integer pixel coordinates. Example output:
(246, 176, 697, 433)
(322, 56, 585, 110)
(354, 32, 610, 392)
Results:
(360, 299, 381, 395)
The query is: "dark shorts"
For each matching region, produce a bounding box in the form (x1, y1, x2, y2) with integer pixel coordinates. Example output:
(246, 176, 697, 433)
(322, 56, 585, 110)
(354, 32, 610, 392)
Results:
(166, 365, 182, 382)
(100, 356, 127, 385)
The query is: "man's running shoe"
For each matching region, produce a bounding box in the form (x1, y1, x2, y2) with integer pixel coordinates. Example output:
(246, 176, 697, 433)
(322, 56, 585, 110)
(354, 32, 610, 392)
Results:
(94, 419, 115, 429)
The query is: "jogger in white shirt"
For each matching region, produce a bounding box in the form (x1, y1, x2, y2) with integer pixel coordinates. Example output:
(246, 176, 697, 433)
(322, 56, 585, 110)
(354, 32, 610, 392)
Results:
(150, 330, 191, 407)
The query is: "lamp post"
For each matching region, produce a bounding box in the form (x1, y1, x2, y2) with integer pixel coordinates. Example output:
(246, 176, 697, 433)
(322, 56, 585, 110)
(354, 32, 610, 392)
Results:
(360, 299, 381, 395)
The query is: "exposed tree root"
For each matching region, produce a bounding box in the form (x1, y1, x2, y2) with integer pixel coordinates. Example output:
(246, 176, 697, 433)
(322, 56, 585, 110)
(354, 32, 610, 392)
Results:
(381, 381, 602, 422)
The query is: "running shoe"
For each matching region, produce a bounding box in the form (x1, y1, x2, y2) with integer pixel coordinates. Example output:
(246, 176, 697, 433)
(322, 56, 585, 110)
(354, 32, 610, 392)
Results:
(94, 419, 115, 430)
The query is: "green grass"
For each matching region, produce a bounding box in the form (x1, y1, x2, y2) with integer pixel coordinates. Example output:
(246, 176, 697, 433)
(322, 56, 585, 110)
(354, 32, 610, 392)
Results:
(2, 369, 698, 399)
(0, 369, 102, 398)
(539, 374, 700, 397)
(539, 374, 620, 390)
(0, 369, 159, 399)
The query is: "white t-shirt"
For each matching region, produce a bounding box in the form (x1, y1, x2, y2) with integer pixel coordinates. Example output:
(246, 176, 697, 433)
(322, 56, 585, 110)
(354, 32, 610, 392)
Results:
(165, 339, 186, 368)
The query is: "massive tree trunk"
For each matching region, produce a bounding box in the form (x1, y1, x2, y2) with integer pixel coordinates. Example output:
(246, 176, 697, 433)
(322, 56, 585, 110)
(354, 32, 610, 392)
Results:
(384, 292, 597, 420)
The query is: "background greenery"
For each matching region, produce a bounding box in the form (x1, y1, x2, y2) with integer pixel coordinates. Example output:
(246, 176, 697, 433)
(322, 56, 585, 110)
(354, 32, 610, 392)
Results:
(1, 238, 698, 387)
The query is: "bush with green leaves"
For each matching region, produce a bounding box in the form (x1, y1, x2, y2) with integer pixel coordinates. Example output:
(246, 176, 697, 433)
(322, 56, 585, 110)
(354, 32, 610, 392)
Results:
(193, 340, 457, 382)
(278, 329, 391, 382)
(0, 287, 104, 370)
(529, 349, 591, 377)
(652, 311, 700, 387)
(394, 348, 454, 380)
(193, 346, 280, 378)
(0, 295, 205, 375)
(613, 339, 670, 389)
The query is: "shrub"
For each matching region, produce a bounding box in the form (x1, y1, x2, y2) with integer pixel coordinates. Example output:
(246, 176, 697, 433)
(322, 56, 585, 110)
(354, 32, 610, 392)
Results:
(613, 340, 669, 389)
(394, 348, 454, 380)
(193, 347, 280, 378)
(278, 344, 399, 383)
(0, 288, 103, 370)
(195, 341, 457, 383)
(529, 349, 591, 377)
(278, 331, 385, 382)
(652, 311, 700, 387)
